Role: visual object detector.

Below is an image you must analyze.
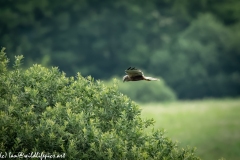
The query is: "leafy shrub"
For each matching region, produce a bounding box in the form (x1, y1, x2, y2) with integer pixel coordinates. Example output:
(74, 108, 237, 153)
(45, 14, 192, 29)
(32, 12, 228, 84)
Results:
(105, 78, 176, 103)
(120, 79, 176, 103)
(0, 48, 200, 159)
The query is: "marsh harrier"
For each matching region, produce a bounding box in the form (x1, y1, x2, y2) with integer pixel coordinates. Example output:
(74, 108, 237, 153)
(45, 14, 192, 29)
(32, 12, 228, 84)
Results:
(123, 67, 160, 82)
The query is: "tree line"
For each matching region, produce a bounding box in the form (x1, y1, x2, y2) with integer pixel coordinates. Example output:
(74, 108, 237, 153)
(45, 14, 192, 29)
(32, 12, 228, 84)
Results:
(1, 0, 240, 99)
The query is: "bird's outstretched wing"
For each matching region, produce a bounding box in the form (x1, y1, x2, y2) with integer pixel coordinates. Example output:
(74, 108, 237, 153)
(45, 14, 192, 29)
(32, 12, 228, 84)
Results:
(125, 67, 144, 78)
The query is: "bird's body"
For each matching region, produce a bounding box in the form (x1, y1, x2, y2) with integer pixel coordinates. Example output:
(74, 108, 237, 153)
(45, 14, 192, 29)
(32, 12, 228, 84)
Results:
(123, 67, 160, 82)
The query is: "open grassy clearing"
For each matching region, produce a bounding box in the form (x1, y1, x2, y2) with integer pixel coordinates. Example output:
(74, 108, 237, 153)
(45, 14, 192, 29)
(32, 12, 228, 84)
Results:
(140, 98, 240, 160)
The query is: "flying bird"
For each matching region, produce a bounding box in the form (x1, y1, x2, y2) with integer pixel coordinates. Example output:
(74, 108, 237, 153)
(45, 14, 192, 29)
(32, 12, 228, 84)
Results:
(123, 67, 160, 82)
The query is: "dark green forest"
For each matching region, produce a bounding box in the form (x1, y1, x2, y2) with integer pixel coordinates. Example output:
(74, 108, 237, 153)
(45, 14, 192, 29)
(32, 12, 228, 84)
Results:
(1, 0, 240, 99)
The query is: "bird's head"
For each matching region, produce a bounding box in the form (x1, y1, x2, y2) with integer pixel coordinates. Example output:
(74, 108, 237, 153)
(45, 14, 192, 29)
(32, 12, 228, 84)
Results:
(123, 75, 130, 82)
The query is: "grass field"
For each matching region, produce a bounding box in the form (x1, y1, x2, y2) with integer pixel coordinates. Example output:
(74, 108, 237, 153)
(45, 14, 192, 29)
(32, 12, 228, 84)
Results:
(140, 98, 240, 160)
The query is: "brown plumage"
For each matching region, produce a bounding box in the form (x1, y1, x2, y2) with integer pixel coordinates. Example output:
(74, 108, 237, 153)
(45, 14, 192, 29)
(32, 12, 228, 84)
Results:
(123, 67, 160, 82)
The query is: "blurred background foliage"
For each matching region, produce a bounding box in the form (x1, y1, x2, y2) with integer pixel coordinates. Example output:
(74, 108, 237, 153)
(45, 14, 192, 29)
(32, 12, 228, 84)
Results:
(105, 78, 177, 103)
(1, 0, 240, 99)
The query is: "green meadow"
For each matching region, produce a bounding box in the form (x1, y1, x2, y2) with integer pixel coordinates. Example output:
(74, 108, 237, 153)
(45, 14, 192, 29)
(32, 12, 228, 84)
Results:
(140, 98, 240, 160)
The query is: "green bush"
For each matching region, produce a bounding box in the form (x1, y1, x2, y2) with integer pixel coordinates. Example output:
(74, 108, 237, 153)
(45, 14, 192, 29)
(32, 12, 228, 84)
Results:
(0, 48, 200, 159)
(105, 78, 176, 103)
(120, 79, 176, 103)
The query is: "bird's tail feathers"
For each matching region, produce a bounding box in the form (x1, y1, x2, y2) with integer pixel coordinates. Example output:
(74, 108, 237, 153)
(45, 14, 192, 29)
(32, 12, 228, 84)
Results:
(144, 77, 160, 81)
